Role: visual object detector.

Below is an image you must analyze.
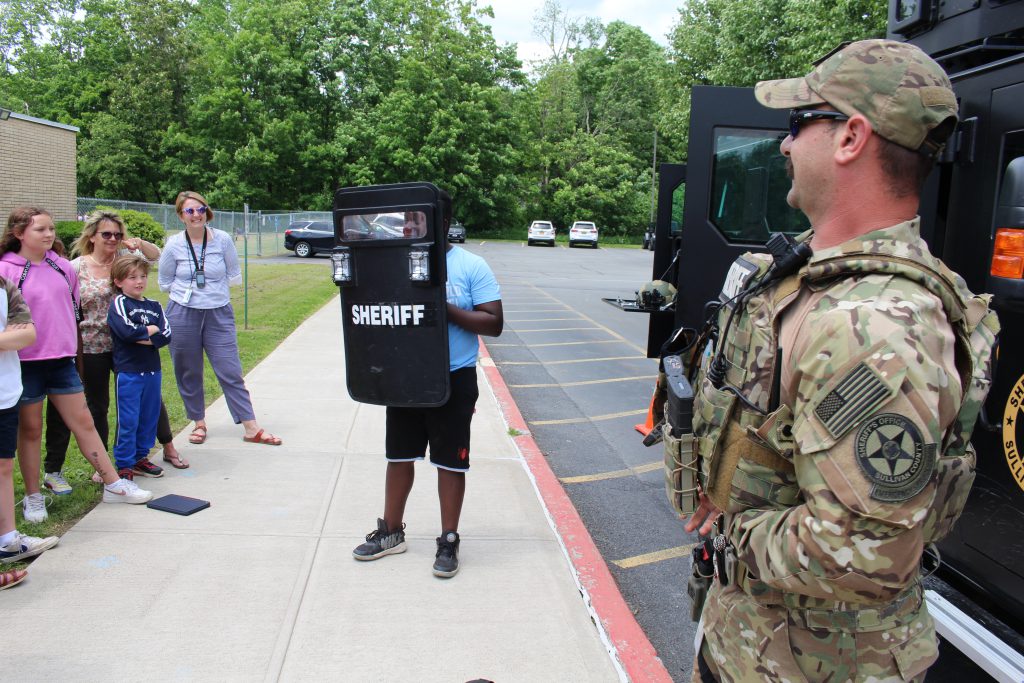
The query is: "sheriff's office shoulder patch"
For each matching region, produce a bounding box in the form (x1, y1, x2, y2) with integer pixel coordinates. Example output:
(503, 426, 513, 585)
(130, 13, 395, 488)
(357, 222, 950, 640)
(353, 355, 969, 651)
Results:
(854, 413, 936, 502)
(815, 362, 894, 440)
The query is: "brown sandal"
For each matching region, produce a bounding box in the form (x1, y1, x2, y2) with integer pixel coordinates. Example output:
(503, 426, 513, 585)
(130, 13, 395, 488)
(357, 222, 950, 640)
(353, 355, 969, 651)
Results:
(163, 451, 190, 469)
(242, 429, 282, 446)
(0, 568, 27, 591)
(188, 426, 207, 445)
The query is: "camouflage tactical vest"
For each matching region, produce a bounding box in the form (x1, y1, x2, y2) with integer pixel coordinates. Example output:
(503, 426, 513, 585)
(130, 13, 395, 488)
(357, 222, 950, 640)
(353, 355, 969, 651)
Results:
(692, 237, 999, 546)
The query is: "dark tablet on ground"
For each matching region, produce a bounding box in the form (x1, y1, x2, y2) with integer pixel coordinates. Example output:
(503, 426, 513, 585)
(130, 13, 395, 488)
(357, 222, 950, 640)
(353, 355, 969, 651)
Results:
(147, 494, 210, 516)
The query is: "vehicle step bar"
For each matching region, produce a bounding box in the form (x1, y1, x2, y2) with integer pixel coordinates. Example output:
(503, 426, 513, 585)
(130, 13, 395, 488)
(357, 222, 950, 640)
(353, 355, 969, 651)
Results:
(926, 589, 1024, 683)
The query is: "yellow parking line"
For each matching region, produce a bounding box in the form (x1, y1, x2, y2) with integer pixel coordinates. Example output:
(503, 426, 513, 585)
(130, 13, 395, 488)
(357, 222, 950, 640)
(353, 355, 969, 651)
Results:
(561, 461, 662, 484)
(514, 327, 600, 332)
(505, 317, 584, 322)
(488, 340, 624, 348)
(498, 355, 644, 366)
(526, 284, 646, 355)
(509, 375, 653, 388)
(613, 543, 698, 570)
(530, 408, 646, 426)
(502, 309, 571, 314)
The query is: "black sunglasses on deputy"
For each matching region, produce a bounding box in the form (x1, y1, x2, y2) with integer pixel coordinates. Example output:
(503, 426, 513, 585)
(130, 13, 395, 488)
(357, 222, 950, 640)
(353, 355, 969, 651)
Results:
(182, 206, 208, 216)
(789, 109, 849, 139)
(99, 231, 123, 240)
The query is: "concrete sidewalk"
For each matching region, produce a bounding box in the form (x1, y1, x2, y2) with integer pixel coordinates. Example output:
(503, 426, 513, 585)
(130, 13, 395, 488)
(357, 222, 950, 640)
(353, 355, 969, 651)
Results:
(6, 298, 629, 682)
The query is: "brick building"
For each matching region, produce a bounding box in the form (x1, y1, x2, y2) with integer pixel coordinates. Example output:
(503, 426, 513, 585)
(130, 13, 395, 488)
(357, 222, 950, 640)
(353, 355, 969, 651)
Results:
(0, 111, 79, 221)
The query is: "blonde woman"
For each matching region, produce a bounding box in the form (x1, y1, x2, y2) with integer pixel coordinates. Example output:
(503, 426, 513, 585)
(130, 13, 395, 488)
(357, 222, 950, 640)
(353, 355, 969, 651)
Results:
(42, 211, 187, 498)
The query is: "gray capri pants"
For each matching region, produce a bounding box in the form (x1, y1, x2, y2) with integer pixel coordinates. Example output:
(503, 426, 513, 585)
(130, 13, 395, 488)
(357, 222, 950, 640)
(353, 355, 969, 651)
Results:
(165, 301, 255, 423)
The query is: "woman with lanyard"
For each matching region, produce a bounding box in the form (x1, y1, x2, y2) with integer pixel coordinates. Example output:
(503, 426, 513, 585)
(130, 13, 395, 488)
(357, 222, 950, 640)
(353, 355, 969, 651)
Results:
(41, 211, 188, 498)
(0, 207, 152, 523)
(159, 191, 282, 447)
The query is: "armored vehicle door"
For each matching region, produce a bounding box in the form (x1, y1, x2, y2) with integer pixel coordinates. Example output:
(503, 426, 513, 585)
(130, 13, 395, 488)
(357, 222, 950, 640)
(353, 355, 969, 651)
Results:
(332, 182, 449, 407)
(659, 86, 809, 344)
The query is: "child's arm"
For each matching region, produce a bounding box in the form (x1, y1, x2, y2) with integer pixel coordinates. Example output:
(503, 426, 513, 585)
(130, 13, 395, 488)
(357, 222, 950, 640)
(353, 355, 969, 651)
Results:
(108, 295, 152, 344)
(0, 322, 36, 351)
(135, 324, 158, 345)
(0, 280, 36, 350)
(146, 302, 172, 349)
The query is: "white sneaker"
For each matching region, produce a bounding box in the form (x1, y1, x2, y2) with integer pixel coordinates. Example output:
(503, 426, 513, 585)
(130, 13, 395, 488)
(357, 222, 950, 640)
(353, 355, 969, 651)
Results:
(22, 493, 48, 523)
(102, 478, 153, 505)
(0, 532, 59, 563)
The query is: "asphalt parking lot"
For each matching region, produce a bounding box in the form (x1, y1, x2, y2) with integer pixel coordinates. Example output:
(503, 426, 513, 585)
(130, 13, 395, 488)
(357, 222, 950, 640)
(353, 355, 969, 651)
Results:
(465, 240, 699, 682)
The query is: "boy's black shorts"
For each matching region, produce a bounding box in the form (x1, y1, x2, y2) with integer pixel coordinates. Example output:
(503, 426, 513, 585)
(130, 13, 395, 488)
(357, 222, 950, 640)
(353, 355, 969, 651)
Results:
(385, 367, 479, 472)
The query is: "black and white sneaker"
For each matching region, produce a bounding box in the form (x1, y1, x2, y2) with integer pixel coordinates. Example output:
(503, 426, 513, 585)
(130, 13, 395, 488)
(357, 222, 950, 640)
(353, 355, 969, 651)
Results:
(432, 531, 460, 578)
(352, 518, 406, 561)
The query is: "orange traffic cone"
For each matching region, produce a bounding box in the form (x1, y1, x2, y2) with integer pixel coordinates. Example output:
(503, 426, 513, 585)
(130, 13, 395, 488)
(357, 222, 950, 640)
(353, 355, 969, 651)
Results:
(634, 389, 658, 436)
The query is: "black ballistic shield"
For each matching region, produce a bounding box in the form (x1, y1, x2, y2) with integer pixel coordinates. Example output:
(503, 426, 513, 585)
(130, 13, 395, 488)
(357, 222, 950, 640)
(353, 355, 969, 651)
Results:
(333, 182, 450, 406)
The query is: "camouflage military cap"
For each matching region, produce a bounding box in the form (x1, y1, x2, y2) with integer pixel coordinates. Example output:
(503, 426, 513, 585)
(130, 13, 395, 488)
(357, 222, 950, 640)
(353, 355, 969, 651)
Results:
(755, 39, 958, 152)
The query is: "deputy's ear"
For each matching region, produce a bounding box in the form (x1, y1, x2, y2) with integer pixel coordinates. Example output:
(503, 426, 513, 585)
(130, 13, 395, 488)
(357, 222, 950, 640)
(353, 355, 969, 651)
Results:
(834, 114, 872, 165)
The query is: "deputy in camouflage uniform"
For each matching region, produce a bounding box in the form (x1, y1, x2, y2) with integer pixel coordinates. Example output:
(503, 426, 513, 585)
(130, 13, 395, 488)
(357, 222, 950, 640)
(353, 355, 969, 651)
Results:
(683, 40, 999, 681)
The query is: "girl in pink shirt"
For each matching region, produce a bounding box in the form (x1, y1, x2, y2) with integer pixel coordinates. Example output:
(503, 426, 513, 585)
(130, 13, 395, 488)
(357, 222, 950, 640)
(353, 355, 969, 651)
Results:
(0, 207, 152, 521)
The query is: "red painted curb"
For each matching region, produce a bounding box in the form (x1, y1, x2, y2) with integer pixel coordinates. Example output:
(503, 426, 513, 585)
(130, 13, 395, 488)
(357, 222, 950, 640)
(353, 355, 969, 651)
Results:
(479, 340, 673, 683)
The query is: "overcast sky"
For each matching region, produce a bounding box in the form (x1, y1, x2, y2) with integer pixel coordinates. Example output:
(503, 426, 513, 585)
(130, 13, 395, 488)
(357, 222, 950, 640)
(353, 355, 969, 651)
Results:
(480, 0, 680, 67)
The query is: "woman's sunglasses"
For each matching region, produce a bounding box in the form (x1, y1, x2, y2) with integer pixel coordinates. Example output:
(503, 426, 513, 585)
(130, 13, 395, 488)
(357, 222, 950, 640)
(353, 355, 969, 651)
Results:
(99, 231, 123, 241)
(182, 206, 208, 216)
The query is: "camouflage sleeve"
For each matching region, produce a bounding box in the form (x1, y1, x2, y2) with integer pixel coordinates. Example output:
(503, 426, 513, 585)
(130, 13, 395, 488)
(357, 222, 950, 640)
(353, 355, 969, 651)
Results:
(2, 278, 33, 325)
(728, 274, 961, 603)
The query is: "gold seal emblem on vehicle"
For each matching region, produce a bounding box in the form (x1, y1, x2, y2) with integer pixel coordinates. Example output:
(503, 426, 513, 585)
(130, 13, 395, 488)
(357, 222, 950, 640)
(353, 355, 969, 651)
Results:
(1006, 373, 1024, 493)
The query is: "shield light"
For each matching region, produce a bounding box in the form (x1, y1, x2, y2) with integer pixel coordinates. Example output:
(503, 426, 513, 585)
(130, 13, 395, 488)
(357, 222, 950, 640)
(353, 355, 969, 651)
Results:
(409, 248, 430, 282)
(331, 247, 352, 285)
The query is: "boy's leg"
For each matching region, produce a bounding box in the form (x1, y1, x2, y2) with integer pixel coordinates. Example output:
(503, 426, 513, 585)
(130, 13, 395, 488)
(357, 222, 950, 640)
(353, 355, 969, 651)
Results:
(384, 461, 415, 532)
(352, 408, 424, 562)
(113, 373, 143, 471)
(437, 469, 465, 533)
(134, 373, 161, 460)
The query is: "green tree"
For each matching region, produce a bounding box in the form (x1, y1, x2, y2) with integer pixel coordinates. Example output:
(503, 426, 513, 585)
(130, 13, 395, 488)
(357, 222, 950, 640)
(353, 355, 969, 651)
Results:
(661, 0, 887, 158)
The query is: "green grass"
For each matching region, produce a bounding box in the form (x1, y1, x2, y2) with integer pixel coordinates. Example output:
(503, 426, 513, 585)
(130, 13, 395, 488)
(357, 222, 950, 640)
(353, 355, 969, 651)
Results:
(10, 264, 339, 549)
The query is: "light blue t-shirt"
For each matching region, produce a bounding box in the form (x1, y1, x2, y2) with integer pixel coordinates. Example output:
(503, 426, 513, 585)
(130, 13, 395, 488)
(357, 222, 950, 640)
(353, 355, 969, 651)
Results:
(446, 246, 500, 371)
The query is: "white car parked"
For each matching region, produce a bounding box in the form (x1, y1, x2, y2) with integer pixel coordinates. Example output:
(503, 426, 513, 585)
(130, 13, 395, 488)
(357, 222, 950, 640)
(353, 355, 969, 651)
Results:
(568, 221, 599, 248)
(527, 220, 556, 246)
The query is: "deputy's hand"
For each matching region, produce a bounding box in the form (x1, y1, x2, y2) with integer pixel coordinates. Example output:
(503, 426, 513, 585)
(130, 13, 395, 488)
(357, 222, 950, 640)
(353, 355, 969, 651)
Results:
(684, 490, 722, 536)
(123, 237, 141, 251)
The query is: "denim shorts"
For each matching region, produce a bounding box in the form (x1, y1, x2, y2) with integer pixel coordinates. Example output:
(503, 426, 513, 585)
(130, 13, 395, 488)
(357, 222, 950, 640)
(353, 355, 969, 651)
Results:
(19, 357, 84, 405)
(0, 406, 18, 459)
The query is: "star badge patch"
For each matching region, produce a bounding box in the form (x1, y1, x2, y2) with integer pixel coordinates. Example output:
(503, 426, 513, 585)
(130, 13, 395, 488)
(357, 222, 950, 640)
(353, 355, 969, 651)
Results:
(854, 414, 936, 502)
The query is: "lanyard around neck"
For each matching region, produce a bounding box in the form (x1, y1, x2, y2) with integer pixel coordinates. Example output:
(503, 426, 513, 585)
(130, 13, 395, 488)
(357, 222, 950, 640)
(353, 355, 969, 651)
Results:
(17, 256, 82, 323)
(186, 229, 208, 278)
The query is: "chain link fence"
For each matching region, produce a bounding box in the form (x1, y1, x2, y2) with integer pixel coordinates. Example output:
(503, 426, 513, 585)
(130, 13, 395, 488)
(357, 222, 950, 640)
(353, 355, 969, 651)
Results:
(76, 197, 331, 257)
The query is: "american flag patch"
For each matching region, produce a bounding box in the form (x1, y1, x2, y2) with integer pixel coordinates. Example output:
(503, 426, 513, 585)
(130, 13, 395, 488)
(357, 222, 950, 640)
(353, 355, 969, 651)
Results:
(814, 362, 893, 439)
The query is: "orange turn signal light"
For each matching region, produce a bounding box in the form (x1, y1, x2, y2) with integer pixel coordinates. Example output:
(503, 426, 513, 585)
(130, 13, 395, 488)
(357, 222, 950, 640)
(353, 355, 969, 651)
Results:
(991, 228, 1024, 279)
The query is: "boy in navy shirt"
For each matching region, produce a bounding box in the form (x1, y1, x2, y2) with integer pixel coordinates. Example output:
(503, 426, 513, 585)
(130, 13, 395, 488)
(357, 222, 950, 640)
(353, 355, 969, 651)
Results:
(107, 255, 171, 479)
